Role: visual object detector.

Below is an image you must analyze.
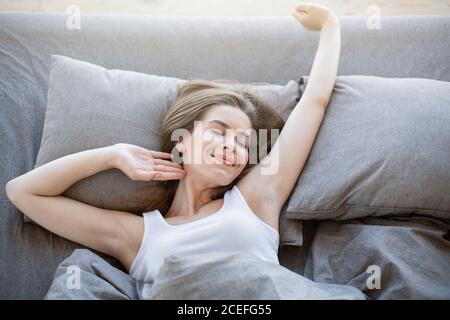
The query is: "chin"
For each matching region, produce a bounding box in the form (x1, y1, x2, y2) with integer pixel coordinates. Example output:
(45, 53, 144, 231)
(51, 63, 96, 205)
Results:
(208, 171, 235, 185)
(210, 174, 233, 185)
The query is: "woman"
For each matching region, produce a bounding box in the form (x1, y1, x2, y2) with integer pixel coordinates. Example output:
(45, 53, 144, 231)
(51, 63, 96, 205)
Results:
(6, 3, 341, 285)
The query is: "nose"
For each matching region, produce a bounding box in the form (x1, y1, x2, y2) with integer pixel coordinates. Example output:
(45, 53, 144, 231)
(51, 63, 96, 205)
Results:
(223, 133, 236, 152)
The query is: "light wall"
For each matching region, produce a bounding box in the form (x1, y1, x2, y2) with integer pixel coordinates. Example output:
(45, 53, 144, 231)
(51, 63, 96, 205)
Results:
(1, 0, 449, 16)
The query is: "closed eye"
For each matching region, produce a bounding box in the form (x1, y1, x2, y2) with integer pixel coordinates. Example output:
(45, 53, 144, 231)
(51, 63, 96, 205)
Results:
(211, 129, 249, 149)
(211, 129, 223, 135)
(238, 141, 249, 150)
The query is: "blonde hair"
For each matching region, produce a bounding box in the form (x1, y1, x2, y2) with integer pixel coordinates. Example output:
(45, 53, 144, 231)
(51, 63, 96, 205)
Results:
(122, 79, 284, 216)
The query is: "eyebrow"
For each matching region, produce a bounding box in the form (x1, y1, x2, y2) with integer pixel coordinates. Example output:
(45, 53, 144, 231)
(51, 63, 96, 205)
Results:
(208, 120, 251, 137)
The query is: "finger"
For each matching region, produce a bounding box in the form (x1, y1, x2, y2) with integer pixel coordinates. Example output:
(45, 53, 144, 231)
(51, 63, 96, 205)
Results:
(132, 169, 158, 181)
(153, 158, 183, 169)
(154, 164, 186, 174)
(152, 171, 186, 181)
(295, 2, 310, 9)
(292, 10, 305, 18)
(294, 3, 310, 12)
(134, 168, 184, 181)
(292, 11, 307, 22)
(150, 150, 174, 159)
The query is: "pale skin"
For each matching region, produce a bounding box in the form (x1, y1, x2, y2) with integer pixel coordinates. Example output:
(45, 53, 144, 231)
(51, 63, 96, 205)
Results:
(5, 3, 341, 273)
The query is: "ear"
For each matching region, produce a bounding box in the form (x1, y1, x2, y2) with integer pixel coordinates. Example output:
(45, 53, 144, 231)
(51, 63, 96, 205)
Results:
(175, 141, 185, 153)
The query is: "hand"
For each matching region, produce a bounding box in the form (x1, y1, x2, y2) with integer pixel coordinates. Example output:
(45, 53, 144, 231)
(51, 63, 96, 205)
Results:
(291, 2, 338, 31)
(110, 143, 186, 181)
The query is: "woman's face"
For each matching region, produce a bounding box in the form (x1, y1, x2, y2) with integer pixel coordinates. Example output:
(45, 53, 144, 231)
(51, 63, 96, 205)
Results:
(178, 105, 253, 186)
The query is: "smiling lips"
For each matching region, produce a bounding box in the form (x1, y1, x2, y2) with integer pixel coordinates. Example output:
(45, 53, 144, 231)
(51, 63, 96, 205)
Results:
(211, 154, 236, 167)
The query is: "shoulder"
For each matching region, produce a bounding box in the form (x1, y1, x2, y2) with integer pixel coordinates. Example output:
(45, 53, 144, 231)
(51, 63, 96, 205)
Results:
(235, 176, 281, 232)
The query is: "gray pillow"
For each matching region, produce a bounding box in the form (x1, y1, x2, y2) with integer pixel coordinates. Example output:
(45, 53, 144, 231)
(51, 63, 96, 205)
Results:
(286, 75, 450, 220)
(31, 54, 303, 246)
(145, 251, 367, 300)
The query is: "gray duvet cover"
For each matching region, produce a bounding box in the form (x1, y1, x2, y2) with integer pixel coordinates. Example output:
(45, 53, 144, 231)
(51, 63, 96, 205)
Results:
(45, 215, 450, 300)
(45, 249, 366, 300)
(280, 217, 450, 299)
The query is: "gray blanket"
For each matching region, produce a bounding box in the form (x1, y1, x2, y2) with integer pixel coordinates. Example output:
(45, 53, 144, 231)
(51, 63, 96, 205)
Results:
(44, 249, 366, 300)
(44, 215, 450, 300)
(280, 217, 450, 299)
(44, 249, 139, 300)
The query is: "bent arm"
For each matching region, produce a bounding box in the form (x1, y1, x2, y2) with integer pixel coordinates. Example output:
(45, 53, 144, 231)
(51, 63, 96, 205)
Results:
(6, 146, 116, 197)
(5, 146, 143, 267)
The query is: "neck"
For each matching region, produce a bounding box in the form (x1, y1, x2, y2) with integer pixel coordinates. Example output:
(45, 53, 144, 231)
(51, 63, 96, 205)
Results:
(165, 175, 217, 218)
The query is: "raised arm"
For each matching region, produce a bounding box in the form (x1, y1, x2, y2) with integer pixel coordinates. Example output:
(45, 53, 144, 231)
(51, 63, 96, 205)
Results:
(292, 2, 341, 106)
(236, 3, 341, 230)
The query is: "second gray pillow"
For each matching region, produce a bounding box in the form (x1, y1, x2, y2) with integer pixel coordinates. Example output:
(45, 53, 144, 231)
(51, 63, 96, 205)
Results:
(286, 75, 450, 220)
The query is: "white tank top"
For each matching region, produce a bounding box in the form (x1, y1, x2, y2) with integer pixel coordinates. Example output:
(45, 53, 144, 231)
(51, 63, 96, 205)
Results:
(129, 185, 280, 283)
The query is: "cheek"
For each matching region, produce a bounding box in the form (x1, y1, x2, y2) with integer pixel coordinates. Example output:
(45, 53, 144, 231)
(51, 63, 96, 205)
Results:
(201, 134, 212, 153)
(237, 148, 249, 165)
(193, 134, 218, 165)
(202, 133, 221, 155)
